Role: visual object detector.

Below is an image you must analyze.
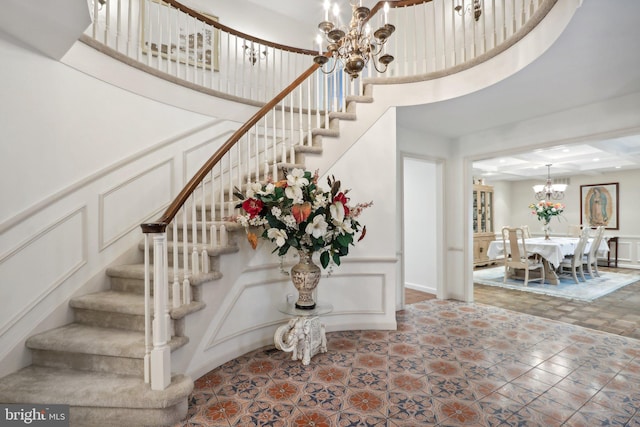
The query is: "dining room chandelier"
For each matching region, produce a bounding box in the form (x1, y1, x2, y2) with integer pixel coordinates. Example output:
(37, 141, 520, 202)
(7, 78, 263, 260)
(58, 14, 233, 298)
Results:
(533, 164, 567, 201)
(313, 0, 395, 80)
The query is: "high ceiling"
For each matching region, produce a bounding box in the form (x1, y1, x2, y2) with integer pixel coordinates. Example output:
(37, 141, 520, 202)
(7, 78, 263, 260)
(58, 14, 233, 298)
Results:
(256, 0, 640, 181)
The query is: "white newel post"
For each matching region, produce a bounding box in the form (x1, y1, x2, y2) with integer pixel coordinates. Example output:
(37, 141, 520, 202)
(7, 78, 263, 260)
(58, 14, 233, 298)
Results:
(141, 223, 172, 391)
(151, 231, 171, 390)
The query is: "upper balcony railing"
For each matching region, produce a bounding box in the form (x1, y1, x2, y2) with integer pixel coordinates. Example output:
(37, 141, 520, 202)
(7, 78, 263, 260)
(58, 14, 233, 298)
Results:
(85, 0, 551, 104)
(83, 0, 555, 391)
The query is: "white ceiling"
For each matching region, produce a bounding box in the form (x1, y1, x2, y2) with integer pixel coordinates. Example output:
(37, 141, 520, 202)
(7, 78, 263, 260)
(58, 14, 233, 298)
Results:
(258, 0, 640, 181)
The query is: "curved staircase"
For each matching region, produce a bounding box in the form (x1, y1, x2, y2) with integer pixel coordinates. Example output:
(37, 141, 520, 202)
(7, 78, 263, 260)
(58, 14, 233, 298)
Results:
(0, 87, 374, 426)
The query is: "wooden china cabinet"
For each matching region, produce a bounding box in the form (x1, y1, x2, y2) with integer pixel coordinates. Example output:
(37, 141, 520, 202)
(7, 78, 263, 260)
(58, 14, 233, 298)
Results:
(473, 184, 495, 267)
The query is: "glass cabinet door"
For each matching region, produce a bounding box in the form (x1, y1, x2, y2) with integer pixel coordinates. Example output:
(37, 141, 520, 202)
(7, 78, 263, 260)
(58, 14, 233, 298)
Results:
(473, 190, 478, 233)
(473, 185, 493, 235)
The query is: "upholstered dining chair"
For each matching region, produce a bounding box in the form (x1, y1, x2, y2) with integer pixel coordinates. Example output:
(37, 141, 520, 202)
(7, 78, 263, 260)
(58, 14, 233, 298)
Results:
(582, 226, 605, 278)
(501, 227, 545, 287)
(558, 226, 590, 283)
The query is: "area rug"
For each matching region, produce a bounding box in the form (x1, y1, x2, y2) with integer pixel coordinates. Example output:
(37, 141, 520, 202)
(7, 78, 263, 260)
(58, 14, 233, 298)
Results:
(473, 266, 639, 302)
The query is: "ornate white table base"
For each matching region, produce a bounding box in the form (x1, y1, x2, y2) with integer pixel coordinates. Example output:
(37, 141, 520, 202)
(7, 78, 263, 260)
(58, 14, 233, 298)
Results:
(273, 303, 332, 365)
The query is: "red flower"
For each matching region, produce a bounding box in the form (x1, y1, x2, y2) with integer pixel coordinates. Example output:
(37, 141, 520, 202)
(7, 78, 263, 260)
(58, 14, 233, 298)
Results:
(242, 198, 264, 218)
(333, 192, 350, 215)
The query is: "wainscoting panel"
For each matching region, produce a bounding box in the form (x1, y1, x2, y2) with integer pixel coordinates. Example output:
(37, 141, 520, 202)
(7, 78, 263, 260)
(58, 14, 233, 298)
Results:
(206, 269, 393, 350)
(183, 132, 233, 183)
(99, 160, 173, 250)
(0, 207, 87, 337)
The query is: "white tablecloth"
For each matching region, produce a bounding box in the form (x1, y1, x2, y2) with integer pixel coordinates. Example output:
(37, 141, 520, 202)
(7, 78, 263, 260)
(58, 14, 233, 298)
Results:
(487, 237, 609, 268)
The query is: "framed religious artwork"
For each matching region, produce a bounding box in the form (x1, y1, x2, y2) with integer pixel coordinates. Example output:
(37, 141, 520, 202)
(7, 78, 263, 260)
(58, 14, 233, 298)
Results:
(580, 182, 619, 230)
(141, 0, 219, 71)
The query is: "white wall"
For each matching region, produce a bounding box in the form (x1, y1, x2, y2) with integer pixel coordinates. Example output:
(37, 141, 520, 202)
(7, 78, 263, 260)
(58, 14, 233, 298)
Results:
(403, 158, 438, 295)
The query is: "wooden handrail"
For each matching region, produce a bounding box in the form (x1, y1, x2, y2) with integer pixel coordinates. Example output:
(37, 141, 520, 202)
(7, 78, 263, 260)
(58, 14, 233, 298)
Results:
(161, 0, 317, 56)
(142, 59, 325, 233)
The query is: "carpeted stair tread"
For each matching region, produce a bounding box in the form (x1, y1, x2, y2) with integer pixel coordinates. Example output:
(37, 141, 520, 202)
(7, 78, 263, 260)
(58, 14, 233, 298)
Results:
(70, 290, 206, 318)
(26, 324, 188, 357)
(345, 95, 374, 103)
(70, 290, 145, 315)
(107, 263, 223, 286)
(107, 263, 182, 280)
(329, 111, 357, 120)
(0, 366, 192, 409)
(313, 128, 340, 137)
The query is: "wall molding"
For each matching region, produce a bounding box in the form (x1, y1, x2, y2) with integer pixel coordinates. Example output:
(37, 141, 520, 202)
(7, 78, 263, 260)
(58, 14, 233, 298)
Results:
(98, 159, 174, 251)
(0, 119, 224, 234)
(0, 206, 88, 339)
(182, 131, 235, 184)
(205, 271, 390, 350)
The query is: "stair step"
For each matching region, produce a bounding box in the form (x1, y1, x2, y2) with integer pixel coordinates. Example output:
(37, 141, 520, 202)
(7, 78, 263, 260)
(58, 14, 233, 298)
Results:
(346, 94, 374, 103)
(313, 128, 340, 137)
(27, 324, 189, 358)
(27, 324, 188, 375)
(107, 263, 223, 294)
(295, 145, 323, 155)
(136, 240, 240, 261)
(0, 366, 192, 426)
(70, 291, 205, 332)
(329, 111, 357, 121)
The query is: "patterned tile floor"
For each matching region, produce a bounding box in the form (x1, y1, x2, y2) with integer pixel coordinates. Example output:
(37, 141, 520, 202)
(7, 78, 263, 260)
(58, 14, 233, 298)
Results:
(174, 299, 640, 426)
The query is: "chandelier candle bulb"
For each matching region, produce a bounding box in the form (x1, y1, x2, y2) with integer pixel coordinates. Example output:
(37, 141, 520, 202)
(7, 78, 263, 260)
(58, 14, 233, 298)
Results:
(384, 2, 389, 24)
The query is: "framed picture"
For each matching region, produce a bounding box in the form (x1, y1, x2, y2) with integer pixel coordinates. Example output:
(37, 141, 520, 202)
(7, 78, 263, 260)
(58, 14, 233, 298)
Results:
(580, 183, 619, 230)
(141, 0, 219, 71)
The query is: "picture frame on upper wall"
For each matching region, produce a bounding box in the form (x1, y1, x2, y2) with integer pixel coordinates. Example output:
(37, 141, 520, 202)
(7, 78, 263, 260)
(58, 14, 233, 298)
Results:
(580, 182, 619, 230)
(141, 0, 220, 71)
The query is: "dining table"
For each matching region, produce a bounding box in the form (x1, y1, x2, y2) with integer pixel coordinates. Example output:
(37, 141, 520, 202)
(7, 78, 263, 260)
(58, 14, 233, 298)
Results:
(486, 236, 609, 285)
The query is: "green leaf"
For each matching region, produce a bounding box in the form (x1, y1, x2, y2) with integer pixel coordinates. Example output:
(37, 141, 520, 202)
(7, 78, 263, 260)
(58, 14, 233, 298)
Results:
(337, 233, 353, 247)
(332, 252, 341, 266)
(278, 244, 290, 257)
(320, 251, 330, 268)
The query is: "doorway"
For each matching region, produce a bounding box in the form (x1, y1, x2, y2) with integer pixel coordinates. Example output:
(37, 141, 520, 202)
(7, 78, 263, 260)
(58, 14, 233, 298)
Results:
(402, 156, 442, 306)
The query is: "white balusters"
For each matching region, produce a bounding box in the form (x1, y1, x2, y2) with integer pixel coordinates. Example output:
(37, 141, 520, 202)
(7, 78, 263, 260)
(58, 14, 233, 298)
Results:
(178, 210, 188, 300)
(172, 220, 180, 309)
(191, 195, 199, 275)
(201, 183, 209, 274)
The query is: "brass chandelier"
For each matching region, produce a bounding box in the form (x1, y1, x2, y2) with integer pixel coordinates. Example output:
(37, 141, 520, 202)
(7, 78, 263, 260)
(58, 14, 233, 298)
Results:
(313, 0, 395, 80)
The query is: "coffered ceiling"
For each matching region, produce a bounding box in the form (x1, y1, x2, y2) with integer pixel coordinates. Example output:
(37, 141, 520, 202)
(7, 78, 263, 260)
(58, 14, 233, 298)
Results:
(472, 136, 640, 182)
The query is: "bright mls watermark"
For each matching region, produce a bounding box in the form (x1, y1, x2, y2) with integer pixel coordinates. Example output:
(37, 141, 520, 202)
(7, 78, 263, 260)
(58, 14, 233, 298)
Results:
(1, 404, 69, 426)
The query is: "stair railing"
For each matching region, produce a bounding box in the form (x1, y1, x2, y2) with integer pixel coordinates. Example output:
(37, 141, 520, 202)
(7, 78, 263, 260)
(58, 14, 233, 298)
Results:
(87, 0, 318, 103)
(127, 0, 555, 390)
(85, 0, 551, 105)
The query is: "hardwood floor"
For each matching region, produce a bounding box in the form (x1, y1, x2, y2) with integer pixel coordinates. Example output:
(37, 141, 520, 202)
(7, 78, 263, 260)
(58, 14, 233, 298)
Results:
(474, 265, 640, 340)
(404, 287, 437, 304)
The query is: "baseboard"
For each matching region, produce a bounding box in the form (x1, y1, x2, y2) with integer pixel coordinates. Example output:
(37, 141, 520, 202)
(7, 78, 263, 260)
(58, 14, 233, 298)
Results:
(405, 282, 436, 295)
